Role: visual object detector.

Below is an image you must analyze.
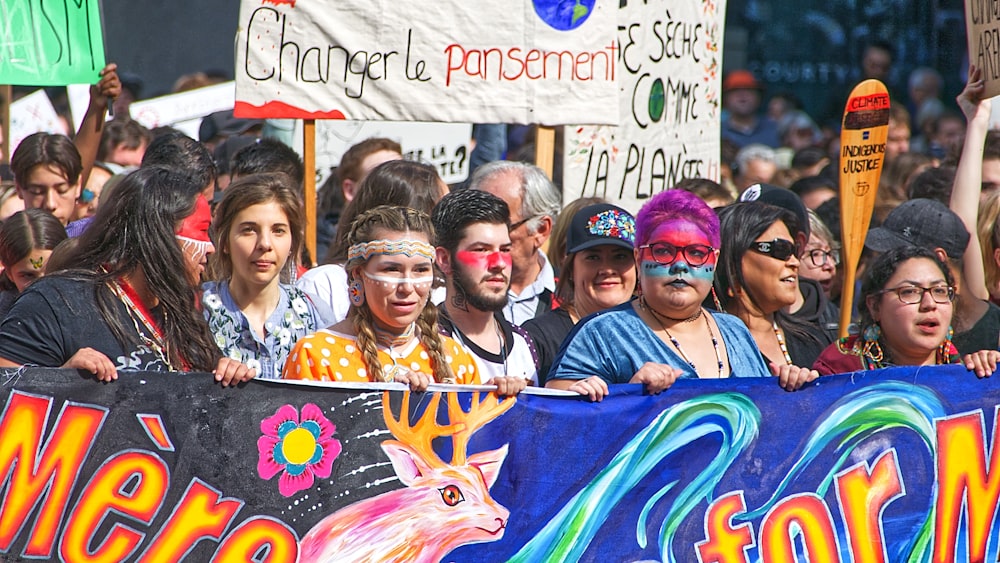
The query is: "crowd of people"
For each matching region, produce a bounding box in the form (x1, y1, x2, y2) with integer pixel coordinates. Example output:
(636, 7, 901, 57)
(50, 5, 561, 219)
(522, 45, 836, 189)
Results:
(0, 54, 999, 400)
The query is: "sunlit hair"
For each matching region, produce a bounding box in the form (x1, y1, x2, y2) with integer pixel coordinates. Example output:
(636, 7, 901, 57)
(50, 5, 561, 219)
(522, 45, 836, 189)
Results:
(806, 209, 838, 251)
(11, 133, 83, 187)
(469, 160, 561, 234)
(980, 190, 1000, 299)
(635, 188, 720, 248)
(860, 245, 954, 336)
(0, 209, 67, 291)
(345, 205, 454, 384)
(326, 160, 444, 264)
(60, 166, 221, 371)
(431, 188, 510, 253)
(337, 137, 402, 186)
(209, 172, 304, 282)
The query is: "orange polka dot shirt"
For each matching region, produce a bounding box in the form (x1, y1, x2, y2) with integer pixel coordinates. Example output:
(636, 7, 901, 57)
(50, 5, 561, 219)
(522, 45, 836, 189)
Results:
(281, 329, 481, 384)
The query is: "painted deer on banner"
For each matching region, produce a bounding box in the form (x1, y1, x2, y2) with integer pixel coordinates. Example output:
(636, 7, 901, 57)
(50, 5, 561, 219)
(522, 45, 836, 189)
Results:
(297, 390, 515, 562)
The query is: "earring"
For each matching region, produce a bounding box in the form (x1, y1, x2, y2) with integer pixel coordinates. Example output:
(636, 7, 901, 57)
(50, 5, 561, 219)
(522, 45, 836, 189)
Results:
(938, 325, 955, 363)
(861, 323, 884, 366)
(711, 286, 724, 312)
(348, 278, 365, 307)
(862, 323, 881, 342)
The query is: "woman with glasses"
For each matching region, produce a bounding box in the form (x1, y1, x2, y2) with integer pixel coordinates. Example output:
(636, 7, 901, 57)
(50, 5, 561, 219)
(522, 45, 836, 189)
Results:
(814, 245, 1000, 375)
(283, 206, 479, 390)
(799, 210, 841, 300)
(546, 190, 813, 401)
(715, 202, 828, 369)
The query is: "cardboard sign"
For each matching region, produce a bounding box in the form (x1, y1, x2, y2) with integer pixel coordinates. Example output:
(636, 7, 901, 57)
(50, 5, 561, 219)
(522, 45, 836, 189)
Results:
(966, 0, 1000, 99)
(314, 121, 473, 187)
(9, 90, 65, 155)
(560, 0, 725, 213)
(130, 82, 237, 134)
(3, 365, 1000, 561)
(0, 0, 106, 85)
(233, 0, 618, 125)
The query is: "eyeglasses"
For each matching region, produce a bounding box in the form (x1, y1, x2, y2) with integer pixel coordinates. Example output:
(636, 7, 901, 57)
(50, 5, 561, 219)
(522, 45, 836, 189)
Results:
(804, 248, 840, 267)
(639, 242, 715, 266)
(878, 285, 956, 304)
(749, 239, 799, 261)
(509, 215, 539, 231)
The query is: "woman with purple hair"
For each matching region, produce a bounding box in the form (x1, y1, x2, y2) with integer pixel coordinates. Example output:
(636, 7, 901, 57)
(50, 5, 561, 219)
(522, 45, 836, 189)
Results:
(546, 189, 815, 401)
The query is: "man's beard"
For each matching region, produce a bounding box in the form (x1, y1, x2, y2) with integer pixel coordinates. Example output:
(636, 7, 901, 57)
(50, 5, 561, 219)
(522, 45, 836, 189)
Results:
(451, 261, 509, 313)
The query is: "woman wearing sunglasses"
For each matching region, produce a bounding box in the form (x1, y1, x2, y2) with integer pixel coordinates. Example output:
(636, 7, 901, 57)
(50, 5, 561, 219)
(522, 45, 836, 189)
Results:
(715, 202, 828, 371)
(546, 190, 814, 401)
(814, 245, 1000, 376)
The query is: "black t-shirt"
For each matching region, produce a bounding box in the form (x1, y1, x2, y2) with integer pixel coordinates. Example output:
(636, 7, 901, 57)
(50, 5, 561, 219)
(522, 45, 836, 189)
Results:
(0, 275, 170, 371)
(522, 308, 575, 385)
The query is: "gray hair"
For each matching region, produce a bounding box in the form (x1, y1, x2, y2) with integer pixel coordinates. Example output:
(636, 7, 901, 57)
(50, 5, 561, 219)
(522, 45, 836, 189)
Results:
(734, 143, 776, 172)
(469, 161, 561, 233)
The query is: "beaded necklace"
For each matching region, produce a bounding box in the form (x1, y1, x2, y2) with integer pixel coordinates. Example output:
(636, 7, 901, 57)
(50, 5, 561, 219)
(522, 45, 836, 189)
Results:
(772, 320, 794, 365)
(107, 278, 186, 371)
(642, 297, 724, 378)
(373, 322, 417, 382)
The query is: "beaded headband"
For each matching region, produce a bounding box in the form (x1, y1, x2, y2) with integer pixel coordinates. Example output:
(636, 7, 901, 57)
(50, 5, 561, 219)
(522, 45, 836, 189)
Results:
(348, 239, 435, 262)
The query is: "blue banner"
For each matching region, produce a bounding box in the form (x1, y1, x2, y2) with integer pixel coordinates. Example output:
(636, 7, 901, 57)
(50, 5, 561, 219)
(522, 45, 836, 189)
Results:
(1, 365, 998, 561)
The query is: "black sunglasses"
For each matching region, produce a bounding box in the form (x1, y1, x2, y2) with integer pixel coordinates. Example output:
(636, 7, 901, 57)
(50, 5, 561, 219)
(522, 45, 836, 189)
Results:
(749, 238, 799, 261)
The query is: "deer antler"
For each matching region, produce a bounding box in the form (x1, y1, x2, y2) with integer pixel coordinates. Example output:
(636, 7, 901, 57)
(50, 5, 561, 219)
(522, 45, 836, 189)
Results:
(448, 391, 515, 465)
(382, 391, 461, 468)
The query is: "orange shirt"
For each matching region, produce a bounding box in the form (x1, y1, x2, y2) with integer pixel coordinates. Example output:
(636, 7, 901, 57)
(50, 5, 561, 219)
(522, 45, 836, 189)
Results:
(282, 329, 480, 384)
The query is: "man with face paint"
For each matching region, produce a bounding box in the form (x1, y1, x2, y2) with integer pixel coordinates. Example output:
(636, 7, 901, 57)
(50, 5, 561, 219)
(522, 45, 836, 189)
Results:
(431, 189, 539, 391)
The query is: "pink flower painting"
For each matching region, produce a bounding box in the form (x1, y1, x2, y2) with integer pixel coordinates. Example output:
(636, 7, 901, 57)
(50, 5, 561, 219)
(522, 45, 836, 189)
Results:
(257, 403, 341, 497)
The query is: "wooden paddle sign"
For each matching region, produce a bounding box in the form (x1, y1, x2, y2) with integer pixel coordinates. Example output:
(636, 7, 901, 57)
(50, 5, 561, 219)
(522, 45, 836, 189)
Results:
(838, 79, 890, 338)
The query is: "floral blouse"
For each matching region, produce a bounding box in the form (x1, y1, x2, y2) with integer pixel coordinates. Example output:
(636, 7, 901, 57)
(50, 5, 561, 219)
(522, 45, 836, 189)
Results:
(202, 281, 320, 379)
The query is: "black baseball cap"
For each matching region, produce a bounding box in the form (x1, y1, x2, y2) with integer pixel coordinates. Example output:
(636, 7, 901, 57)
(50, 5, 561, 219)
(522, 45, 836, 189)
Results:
(866, 198, 970, 259)
(739, 183, 811, 240)
(566, 203, 636, 254)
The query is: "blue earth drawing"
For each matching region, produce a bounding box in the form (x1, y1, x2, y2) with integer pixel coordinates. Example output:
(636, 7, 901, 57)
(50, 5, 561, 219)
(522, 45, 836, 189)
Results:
(533, 0, 598, 31)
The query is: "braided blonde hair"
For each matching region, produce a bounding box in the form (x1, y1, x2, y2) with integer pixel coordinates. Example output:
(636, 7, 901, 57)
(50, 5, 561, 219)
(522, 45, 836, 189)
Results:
(346, 206, 454, 383)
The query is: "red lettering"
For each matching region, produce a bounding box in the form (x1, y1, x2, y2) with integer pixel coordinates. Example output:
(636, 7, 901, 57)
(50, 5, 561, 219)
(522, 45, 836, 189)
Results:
(834, 449, 904, 563)
(695, 491, 754, 563)
(137, 480, 242, 563)
(212, 516, 298, 563)
(759, 493, 839, 562)
(0, 393, 106, 558)
(60, 451, 169, 562)
(933, 410, 1000, 563)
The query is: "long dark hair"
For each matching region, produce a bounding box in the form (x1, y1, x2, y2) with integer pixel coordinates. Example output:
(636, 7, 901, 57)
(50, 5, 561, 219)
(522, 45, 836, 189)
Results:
(0, 209, 67, 291)
(715, 201, 817, 343)
(860, 245, 954, 337)
(60, 166, 221, 371)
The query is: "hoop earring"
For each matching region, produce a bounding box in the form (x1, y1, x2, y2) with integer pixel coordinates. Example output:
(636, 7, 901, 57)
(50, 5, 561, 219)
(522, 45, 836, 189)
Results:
(348, 278, 365, 307)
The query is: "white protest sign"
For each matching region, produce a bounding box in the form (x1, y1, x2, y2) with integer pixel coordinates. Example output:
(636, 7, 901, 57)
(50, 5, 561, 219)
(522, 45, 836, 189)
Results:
(234, 0, 618, 125)
(10, 90, 65, 155)
(130, 82, 236, 134)
(562, 0, 726, 213)
(311, 121, 473, 187)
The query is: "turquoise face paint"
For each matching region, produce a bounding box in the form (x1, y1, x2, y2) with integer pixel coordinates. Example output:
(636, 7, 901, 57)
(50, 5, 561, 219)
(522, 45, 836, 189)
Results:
(639, 219, 716, 282)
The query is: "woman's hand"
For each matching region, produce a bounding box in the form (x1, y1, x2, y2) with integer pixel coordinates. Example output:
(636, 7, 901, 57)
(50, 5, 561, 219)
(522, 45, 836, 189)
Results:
(214, 357, 256, 387)
(90, 63, 122, 109)
(956, 65, 991, 126)
(964, 349, 1000, 378)
(393, 369, 431, 392)
(63, 347, 117, 382)
(488, 375, 528, 396)
(566, 376, 610, 402)
(769, 362, 819, 391)
(630, 362, 682, 394)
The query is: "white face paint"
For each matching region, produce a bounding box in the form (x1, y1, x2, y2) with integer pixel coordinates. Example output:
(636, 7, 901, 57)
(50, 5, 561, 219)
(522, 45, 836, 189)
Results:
(363, 271, 435, 289)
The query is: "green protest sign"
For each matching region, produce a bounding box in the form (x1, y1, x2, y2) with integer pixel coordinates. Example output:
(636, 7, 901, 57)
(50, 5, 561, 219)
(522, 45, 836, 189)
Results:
(0, 0, 106, 85)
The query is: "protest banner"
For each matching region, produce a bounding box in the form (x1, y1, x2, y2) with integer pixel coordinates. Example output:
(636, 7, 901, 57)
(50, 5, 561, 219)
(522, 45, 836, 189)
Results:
(966, 0, 1000, 99)
(0, 0, 106, 85)
(561, 0, 724, 213)
(130, 82, 237, 140)
(233, 0, 618, 126)
(2, 365, 999, 561)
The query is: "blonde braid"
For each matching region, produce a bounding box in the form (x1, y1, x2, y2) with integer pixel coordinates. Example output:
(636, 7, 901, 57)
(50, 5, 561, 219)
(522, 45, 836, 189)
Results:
(416, 302, 455, 383)
(352, 306, 387, 382)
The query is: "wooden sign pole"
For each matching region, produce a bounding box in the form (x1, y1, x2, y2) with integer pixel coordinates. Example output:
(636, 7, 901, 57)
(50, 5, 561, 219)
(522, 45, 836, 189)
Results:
(303, 119, 317, 267)
(838, 80, 890, 338)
